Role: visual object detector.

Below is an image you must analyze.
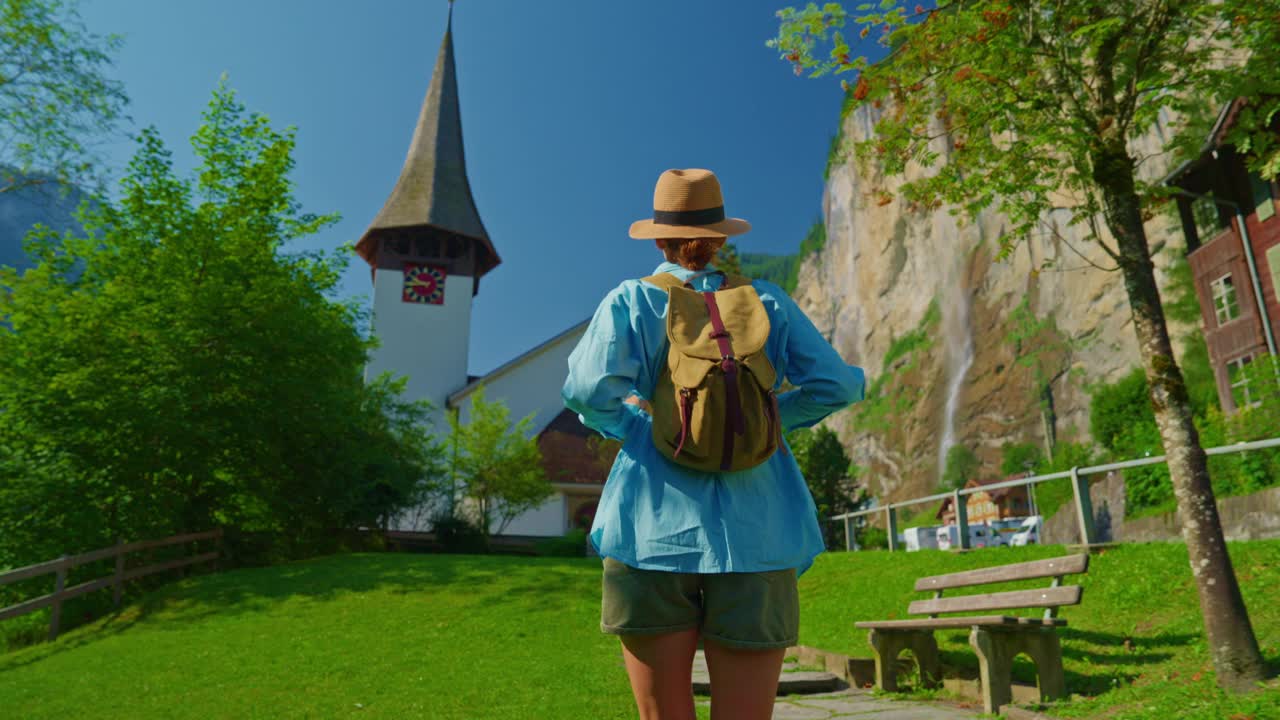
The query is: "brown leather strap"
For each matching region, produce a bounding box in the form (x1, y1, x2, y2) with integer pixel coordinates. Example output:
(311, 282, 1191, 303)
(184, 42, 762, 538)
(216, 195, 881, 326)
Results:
(702, 290, 747, 471)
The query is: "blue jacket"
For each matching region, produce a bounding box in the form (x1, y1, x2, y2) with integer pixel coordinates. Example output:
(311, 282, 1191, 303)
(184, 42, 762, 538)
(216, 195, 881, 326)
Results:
(562, 261, 865, 575)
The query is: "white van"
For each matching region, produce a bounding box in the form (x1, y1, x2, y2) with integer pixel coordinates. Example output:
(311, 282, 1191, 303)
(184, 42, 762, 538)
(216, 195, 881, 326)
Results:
(1008, 516, 1043, 546)
(935, 523, 1006, 550)
(902, 526, 940, 552)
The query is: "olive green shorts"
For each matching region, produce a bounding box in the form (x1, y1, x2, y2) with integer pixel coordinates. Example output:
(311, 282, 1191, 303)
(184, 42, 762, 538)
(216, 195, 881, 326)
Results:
(600, 557, 799, 649)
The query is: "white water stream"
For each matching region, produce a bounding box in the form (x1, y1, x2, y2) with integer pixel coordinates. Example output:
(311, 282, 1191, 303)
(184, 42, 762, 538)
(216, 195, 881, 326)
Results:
(938, 264, 975, 484)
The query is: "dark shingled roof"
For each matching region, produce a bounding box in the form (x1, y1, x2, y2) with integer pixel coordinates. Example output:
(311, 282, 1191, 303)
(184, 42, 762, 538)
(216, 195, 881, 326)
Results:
(354, 8, 500, 278)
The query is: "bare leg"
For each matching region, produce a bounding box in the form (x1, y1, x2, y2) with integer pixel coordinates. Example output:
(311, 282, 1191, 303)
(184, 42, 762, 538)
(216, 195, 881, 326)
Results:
(619, 627, 700, 720)
(703, 636, 786, 720)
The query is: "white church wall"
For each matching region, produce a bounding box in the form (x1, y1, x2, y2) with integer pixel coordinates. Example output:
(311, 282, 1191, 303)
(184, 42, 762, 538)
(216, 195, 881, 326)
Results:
(451, 321, 588, 437)
(496, 494, 567, 537)
(365, 270, 474, 430)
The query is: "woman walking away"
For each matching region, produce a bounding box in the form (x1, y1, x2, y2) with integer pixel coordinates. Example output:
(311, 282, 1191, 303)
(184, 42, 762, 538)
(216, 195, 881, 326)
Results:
(562, 168, 866, 720)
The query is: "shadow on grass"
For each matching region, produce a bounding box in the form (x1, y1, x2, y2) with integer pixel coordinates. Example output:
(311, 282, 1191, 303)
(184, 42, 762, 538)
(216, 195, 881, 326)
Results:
(0, 552, 602, 672)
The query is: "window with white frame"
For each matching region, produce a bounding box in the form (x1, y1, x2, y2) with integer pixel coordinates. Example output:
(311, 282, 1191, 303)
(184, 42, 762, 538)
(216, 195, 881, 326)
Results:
(1227, 354, 1258, 409)
(1211, 274, 1239, 325)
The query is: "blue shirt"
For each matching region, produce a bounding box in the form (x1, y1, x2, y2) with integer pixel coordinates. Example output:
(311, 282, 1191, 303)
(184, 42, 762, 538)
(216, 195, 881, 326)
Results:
(561, 262, 866, 576)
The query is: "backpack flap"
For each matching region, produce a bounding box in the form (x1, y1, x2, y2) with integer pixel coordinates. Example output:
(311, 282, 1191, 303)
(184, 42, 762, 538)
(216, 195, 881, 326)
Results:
(665, 285, 769, 360)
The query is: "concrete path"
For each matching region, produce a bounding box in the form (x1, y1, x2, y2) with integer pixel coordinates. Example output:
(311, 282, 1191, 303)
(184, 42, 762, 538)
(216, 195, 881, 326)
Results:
(694, 689, 983, 719)
(689, 651, 983, 719)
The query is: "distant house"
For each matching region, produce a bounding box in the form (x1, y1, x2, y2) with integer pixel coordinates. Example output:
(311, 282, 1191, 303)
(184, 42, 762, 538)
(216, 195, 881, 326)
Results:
(1163, 98, 1280, 413)
(936, 476, 1032, 525)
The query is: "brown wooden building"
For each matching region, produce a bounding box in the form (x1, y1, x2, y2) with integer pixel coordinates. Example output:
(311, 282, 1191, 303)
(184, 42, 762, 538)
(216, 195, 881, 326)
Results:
(936, 475, 1033, 525)
(1165, 100, 1280, 413)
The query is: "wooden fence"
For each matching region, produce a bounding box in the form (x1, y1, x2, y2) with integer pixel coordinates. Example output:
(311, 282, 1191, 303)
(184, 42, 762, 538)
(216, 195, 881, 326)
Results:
(0, 528, 223, 642)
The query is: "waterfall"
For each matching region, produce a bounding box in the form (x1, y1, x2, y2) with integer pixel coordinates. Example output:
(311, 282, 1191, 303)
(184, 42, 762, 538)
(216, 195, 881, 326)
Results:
(938, 264, 975, 484)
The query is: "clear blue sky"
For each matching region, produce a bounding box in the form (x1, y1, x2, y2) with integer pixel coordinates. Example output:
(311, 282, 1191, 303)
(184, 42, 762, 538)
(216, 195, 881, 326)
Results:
(79, 0, 846, 375)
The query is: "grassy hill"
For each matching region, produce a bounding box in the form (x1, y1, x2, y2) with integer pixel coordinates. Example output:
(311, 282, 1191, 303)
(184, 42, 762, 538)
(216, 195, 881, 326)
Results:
(1, 543, 1277, 719)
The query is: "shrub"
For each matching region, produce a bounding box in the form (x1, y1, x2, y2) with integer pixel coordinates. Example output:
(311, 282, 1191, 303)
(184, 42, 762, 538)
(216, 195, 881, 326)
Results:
(430, 514, 488, 554)
(856, 525, 889, 550)
(535, 528, 589, 558)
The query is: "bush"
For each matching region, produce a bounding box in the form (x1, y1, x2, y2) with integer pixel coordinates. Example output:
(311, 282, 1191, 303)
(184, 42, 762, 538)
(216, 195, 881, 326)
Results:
(535, 528, 589, 558)
(856, 525, 889, 550)
(430, 514, 488, 554)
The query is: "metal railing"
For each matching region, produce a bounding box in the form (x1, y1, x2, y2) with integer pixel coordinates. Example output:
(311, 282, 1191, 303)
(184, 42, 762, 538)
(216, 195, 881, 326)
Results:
(831, 436, 1280, 551)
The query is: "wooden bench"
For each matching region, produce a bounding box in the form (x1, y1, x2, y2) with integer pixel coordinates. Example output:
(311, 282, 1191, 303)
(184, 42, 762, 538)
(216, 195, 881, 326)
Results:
(854, 553, 1089, 714)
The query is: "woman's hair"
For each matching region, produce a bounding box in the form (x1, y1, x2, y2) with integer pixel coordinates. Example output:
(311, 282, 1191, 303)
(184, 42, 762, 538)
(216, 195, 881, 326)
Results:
(657, 237, 722, 271)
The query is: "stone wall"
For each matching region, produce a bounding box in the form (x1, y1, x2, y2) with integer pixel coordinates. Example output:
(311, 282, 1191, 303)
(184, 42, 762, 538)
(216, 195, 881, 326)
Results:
(1042, 472, 1280, 545)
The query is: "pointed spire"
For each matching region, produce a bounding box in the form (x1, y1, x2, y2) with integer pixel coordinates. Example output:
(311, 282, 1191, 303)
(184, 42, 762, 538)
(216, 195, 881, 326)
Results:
(356, 4, 499, 279)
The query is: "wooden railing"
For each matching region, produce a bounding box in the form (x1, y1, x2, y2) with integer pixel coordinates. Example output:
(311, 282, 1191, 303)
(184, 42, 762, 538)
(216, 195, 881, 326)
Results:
(0, 528, 223, 641)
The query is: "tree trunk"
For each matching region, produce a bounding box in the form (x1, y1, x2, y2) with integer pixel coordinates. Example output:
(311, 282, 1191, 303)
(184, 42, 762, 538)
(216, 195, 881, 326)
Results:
(1092, 144, 1266, 691)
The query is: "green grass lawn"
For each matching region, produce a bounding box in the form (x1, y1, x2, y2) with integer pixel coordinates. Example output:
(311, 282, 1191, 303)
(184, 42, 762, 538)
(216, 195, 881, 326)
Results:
(800, 541, 1280, 719)
(1, 543, 1277, 719)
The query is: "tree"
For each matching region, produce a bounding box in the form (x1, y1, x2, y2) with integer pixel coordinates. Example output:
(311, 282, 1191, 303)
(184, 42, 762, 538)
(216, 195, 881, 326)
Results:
(771, 0, 1277, 689)
(447, 386, 553, 542)
(940, 443, 979, 490)
(0, 81, 443, 569)
(789, 425, 865, 547)
(999, 441, 1044, 477)
(0, 0, 128, 195)
(716, 241, 743, 275)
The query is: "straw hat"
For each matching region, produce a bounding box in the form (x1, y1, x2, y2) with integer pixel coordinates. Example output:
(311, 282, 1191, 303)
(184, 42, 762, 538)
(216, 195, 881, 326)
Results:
(628, 168, 752, 239)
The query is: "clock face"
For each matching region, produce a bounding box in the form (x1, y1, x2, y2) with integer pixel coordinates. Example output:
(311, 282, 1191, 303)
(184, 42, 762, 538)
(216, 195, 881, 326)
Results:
(403, 262, 447, 305)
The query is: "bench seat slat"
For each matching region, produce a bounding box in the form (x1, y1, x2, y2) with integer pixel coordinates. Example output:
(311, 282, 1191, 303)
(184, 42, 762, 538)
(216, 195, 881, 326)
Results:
(855, 615, 1068, 630)
(908, 585, 1082, 616)
(913, 554, 1089, 592)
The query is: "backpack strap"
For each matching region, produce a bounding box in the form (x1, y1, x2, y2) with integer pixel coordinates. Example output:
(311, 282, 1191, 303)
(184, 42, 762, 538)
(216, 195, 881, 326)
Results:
(640, 271, 753, 291)
(640, 272, 685, 289)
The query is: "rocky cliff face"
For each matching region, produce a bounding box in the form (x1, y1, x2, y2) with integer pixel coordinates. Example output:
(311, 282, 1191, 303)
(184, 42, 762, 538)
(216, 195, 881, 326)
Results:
(797, 103, 1199, 504)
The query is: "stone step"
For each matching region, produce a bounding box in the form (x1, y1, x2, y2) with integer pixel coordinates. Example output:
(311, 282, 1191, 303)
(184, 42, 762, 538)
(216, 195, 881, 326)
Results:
(691, 651, 843, 695)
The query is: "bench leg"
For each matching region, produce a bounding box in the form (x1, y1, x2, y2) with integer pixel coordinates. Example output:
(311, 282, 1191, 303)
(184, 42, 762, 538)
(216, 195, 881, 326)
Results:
(867, 629, 901, 692)
(970, 627, 1013, 715)
(907, 631, 942, 689)
(867, 630, 940, 692)
(1023, 629, 1066, 702)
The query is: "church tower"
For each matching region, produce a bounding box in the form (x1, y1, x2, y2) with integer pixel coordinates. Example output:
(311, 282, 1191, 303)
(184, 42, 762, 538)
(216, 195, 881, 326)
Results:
(356, 7, 499, 422)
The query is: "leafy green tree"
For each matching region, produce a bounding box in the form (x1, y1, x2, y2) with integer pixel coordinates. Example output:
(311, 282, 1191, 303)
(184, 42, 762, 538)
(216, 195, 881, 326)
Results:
(715, 241, 743, 275)
(999, 441, 1044, 477)
(447, 386, 553, 542)
(772, 0, 1277, 688)
(788, 425, 865, 547)
(0, 81, 443, 570)
(0, 0, 128, 195)
(940, 443, 979, 490)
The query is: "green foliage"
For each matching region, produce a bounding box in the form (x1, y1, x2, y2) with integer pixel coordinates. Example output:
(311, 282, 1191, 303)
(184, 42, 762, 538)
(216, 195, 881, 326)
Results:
(788, 425, 864, 548)
(446, 386, 553, 539)
(940, 443, 979, 491)
(855, 524, 888, 549)
(714, 241, 742, 275)
(1089, 368, 1155, 454)
(884, 298, 939, 368)
(535, 528, 589, 558)
(0, 81, 444, 577)
(430, 513, 488, 554)
(1000, 441, 1044, 477)
(738, 251, 798, 289)
(0, 0, 128, 194)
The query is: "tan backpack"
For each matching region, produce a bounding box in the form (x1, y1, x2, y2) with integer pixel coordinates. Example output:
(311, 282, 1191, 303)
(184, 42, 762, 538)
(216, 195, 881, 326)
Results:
(641, 271, 784, 472)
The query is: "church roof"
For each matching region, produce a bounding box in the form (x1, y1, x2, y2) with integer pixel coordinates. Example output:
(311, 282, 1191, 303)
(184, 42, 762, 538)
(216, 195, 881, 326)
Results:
(447, 318, 591, 410)
(354, 8, 500, 278)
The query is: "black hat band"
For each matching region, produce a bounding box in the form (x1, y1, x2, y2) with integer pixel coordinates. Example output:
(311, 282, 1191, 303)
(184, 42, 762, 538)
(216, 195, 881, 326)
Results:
(653, 206, 725, 226)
